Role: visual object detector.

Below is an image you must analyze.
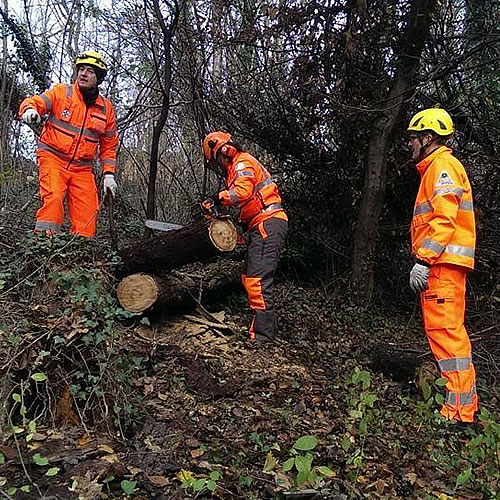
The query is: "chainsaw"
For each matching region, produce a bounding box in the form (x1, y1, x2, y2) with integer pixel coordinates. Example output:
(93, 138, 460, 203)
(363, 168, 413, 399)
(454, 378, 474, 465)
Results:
(145, 214, 226, 233)
(146, 200, 223, 232)
(145, 220, 184, 232)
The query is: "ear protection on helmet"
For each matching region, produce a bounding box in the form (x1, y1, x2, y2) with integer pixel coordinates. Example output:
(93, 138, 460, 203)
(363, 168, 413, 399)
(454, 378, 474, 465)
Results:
(220, 143, 237, 158)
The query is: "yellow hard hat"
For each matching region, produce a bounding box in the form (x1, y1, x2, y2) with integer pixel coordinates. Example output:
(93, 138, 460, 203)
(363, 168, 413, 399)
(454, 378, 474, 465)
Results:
(202, 131, 232, 162)
(75, 50, 107, 73)
(408, 108, 454, 136)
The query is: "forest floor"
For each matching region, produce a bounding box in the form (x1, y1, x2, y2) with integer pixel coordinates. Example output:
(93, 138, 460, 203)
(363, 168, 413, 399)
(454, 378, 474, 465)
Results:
(0, 222, 498, 500)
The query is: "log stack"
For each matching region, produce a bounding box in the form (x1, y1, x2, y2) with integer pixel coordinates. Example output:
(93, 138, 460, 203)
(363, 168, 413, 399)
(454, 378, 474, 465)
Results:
(116, 218, 242, 314)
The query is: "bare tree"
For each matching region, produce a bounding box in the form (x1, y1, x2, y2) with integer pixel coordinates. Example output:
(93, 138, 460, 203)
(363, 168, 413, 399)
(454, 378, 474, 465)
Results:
(351, 0, 438, 306)
(144, 0, 183, 234)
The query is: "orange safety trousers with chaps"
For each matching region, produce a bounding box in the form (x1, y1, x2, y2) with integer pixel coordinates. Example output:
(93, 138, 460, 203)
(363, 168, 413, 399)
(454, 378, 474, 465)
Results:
(421, 263, 478, 422)
(36, 156, 99, 237)
(242, 215, 288, 341)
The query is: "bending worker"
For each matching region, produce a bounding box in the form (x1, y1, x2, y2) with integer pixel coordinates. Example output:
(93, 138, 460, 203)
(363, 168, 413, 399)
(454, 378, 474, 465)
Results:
(202, 132, 288, 342)
(19, 50, 118, 237)
(408, 108, 477, 423)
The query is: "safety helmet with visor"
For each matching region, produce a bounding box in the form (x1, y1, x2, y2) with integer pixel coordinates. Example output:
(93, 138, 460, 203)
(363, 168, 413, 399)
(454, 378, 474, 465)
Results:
(202, 131, 232, 171)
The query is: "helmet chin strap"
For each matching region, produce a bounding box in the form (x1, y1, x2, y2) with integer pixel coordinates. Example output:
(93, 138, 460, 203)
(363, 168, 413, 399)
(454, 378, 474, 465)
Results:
(416, 135, 439, 162)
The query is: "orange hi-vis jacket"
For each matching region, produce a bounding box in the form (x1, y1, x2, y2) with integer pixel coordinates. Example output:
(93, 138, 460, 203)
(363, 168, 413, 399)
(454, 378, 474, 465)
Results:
(218, 152, 287, 230)
(411, 146, 475, 270)
(19, 83, 118, 174)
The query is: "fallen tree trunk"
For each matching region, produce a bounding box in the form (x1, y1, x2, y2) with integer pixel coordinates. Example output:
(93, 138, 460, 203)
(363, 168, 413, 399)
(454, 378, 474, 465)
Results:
(116, 260, 243, 313)
(118, 217, 237, 276)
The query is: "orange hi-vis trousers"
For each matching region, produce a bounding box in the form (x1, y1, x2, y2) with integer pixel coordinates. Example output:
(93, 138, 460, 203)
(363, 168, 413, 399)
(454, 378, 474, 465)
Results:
(420, 263, 478, 422)
(242, 216, 288, 341)
(36, 156, 99, 237)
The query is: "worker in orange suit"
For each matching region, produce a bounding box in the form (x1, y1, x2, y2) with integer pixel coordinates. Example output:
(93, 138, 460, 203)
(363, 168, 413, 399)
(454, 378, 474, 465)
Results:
(407, 108, 477, 423)
(19, 50, 119, 237)
(202, 131, 288, 342)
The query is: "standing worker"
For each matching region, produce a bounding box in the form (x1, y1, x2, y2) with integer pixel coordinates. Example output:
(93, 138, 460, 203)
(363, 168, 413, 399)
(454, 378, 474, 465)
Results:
(201, 132, 288, 343)
(407, 108, 477, 423)
(19, 50, 119, 237)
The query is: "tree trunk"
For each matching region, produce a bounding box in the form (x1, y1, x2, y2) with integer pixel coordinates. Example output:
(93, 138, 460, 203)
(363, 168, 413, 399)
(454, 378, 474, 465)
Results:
(351, 0, 438, 306)
(117, 260, 242, 313)
(144, 0, 181, 236)
(118, 217, 237, 276)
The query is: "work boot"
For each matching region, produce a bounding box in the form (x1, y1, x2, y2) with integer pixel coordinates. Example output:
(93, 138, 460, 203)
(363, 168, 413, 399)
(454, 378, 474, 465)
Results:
(440, 418, 481, 437)
(245, 331, 275, 350)
(255, 331, 275, 343)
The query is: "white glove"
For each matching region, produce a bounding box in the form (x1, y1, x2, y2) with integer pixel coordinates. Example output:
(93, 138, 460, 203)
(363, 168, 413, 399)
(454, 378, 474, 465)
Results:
(409, 262, 430, 293)
(103, 174, 117, 198)
(22, 109, 41, 125)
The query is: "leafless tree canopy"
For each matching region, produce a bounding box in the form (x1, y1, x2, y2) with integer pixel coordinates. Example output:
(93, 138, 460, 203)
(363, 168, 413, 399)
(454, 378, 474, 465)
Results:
(1, 0, 498, 307)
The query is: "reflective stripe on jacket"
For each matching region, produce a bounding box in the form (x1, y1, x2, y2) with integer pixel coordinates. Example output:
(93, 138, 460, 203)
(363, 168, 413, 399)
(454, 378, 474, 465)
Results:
(411, 146, 475, 269)
(219, 152, 287, 229)
(19, 83, 118, 174)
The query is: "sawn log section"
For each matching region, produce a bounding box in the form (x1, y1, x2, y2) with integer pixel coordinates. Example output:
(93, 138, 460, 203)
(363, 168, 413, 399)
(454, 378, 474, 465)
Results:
(116, 261, 243, 313)
(118, 217, 237, 276)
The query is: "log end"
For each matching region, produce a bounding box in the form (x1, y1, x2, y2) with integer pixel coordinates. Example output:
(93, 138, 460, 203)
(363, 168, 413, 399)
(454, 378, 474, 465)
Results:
(209, 218, 237, 252)
(116, 273, 159, 313)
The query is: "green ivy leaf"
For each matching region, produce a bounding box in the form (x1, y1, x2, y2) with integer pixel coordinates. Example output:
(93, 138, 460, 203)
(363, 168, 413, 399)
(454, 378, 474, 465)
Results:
(317, 466, 335, 477)
(352, 370, 371, 389)
(282, 457, 295, 472)
(207, 479, 217, 491)
(296, 469, 311, 486)
(12, 393, 21, 403)
(456, 467, 472, 488)
(341, 435, 352, 451)
(20, 485, 30, 493)
(293, 435, 318, 451)
(33, 453, 49, 466)
(120, 480, 136, 495)
(295, 454, 313, 473)
(193, 478, 207, 491)
(263, 451, 277, 472)
(421, 379, 431, 401)
(435, 377, 448, 387)
(46, 467, 60, 477)
(361, 393, 378, 407)
(209, 470, 221, 481)
(0, 453, 4, 465)
(31, 373, 47, 382)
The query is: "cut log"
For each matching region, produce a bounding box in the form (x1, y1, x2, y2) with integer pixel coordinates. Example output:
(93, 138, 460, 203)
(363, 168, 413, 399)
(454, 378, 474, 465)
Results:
(118, 217, 237, 276)
(116, 261, 243, 313)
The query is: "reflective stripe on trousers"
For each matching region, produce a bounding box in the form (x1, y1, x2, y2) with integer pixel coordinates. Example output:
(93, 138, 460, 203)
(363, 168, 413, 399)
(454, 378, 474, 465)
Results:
(242, 217, 288, 341)
(420, 264, 478, 422)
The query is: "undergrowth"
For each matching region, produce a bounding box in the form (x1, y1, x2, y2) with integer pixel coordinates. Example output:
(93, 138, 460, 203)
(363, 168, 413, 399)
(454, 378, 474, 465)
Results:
(0, 232, 498, 499)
